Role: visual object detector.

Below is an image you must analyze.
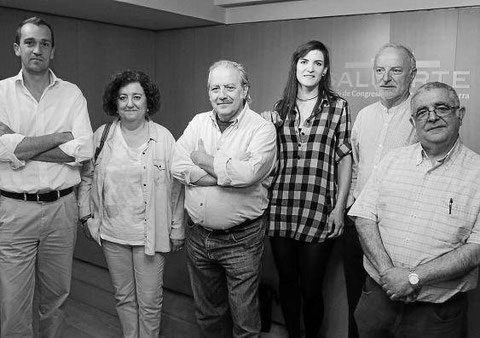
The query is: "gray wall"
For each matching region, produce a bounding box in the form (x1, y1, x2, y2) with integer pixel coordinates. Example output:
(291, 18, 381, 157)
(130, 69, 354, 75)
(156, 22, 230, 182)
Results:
(2, 6, 480, 337)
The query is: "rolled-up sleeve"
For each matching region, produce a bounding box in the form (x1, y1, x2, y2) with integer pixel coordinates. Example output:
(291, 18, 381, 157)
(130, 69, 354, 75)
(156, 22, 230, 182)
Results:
(58, 92, 94, 164)
(348, 155, 383, 222)
(335, 100, 352, 162)
(0, 133, 26, 169)
(169, 177, 185, 240)
(214, 122, 277, 187)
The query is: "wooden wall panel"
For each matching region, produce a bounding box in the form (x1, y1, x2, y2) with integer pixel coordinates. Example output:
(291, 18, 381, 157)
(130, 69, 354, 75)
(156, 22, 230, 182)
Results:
(2, 5, 480, 337)
(0, 8, 157, 267)
(456, 8, 480, 154)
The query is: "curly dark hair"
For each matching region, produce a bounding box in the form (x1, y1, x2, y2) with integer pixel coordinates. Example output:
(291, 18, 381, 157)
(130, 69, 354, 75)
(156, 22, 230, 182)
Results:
(103, 70, 161, 117)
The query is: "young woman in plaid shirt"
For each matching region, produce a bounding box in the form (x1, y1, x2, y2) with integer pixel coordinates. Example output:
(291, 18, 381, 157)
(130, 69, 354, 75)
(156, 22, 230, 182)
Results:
(267, 40, 352, 338)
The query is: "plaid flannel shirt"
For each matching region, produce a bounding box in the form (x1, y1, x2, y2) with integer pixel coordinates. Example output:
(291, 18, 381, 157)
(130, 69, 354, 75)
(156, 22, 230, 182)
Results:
(268, 97, 351, 242)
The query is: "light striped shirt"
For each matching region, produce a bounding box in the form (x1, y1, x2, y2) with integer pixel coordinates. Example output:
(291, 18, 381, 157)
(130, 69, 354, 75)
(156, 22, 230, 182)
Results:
(349, 140, 480, 303)
(348, 97, 417, 206)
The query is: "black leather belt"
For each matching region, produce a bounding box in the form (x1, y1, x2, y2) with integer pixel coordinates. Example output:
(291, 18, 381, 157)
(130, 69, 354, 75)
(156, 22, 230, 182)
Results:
(189, 214, 263, 234)
(0, 187, 74, 202)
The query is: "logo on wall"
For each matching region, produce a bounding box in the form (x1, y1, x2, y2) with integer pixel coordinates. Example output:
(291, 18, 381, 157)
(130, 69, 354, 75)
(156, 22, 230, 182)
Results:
(334, 60, 471, 100)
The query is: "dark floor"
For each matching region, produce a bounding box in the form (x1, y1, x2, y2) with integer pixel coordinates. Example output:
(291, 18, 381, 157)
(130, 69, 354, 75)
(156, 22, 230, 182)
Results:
(63, 259, 288, 338)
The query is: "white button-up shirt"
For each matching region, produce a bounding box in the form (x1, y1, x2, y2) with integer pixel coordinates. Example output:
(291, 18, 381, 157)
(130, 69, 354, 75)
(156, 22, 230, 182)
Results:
(348, 97, 417, 206)
(172, 104, 277, 229)
(0, 70, 93, 192)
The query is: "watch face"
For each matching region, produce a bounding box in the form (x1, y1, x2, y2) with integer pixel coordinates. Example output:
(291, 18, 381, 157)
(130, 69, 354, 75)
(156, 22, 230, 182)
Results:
(409, 273, 419, 285)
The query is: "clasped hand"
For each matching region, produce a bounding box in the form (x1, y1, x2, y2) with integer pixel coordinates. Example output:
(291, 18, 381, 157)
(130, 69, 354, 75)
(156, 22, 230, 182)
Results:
(380, 267, 418, 303)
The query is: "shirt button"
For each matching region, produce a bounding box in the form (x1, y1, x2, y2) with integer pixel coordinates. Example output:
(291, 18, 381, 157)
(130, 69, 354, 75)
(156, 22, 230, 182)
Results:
(200, 203, 203, 206)
(143, 184, 146, 186)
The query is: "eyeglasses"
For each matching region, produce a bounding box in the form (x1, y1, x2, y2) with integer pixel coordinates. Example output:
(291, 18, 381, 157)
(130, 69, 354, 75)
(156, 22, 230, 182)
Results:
(413, 104, 459, 121)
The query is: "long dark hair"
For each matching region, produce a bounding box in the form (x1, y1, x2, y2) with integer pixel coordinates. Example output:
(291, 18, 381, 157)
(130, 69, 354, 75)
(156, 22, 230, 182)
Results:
(276, 40, 339, 120)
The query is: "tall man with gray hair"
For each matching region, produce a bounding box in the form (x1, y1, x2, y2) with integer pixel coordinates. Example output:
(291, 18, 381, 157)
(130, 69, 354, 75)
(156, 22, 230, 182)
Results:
(172, 60, 277, 337)
(349, 82, 480, 337)
(343, 43, 418, 338)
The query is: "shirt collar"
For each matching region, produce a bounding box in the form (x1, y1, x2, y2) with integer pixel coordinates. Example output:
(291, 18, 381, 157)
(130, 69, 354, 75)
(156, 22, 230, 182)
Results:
(112, 117, 159, 142)
(14, 69, 60, 88)
(416, 137, 462, 169)
(380, 94, 411, 114)
(208, 102, 249, 128)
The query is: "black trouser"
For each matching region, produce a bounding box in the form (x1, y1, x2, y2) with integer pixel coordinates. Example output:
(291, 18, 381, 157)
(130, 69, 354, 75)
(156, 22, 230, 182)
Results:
(342, 213, 367, 338)
(270, 236, 334, 338)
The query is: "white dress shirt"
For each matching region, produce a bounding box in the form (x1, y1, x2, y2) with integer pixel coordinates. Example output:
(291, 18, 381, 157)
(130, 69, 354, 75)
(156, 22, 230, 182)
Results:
(348, 96, 417, 206)
(172, 104, 277, 229)
(0, 70, 93, 192)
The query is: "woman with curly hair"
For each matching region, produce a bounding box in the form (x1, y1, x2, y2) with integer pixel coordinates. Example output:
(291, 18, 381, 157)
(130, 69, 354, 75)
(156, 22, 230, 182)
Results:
(265, 41, 352, 338)
(78, 70, 184, 338)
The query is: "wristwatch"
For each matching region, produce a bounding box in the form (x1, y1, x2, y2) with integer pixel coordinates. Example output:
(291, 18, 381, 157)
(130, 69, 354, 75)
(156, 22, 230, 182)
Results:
(408, 269, 421, 290)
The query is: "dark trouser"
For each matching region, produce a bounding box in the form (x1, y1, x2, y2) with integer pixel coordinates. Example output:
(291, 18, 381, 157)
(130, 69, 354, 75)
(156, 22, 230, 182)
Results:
(341, 214, 367, 338)
(355, 276, 467, 338)
(186, 217, 265, 338)
(270, 236, 334, 338)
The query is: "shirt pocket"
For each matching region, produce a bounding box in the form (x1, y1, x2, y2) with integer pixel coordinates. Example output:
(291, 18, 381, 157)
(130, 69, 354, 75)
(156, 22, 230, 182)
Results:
(430, 195, 472, 244)
(153, 159, 167, 184)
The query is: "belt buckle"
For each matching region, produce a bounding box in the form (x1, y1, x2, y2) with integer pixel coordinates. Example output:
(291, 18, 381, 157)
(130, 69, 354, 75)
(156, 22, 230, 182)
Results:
(36, 193, 40, 202)
(57, 190, 60, 199)
(23, 193, 28, 201)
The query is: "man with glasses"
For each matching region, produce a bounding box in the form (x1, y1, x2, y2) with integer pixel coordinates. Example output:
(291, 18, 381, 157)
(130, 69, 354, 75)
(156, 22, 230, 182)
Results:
(349, 82, 480, 338)
(344, 43, 418, 338)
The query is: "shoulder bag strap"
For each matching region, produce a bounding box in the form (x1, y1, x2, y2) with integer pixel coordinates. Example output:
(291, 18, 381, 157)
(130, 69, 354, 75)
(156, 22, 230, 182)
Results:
(93, 121, 113, 163)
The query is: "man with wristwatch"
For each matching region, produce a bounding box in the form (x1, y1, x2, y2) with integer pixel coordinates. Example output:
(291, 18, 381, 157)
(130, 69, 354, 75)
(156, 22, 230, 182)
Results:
(348, 82, 480, 337)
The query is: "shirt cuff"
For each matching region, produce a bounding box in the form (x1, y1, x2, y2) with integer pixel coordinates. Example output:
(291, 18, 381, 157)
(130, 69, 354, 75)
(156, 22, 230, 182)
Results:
(0, 134, 26, 169)
(59, 136, 93, 163)
(184, 167, 210, 185)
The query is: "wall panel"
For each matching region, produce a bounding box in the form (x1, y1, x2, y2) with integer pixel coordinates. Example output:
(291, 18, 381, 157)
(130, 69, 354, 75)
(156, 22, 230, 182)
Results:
(2, 5, 480, 337)
(155, 8, 480, 337)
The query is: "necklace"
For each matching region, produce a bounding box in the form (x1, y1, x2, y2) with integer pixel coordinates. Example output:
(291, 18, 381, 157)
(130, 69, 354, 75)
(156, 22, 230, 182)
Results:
(296, 94, 318, 102)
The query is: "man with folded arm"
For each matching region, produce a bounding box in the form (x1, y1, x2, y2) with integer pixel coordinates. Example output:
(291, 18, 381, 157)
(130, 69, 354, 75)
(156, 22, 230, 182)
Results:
(0, 17, 93, 337)
(172, 60, 276, 338)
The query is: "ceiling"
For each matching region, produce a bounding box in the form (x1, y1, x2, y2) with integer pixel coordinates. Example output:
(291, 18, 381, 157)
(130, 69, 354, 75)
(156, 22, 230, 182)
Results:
(0, 0, 478, 31)
(0, 0, 297, 31)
